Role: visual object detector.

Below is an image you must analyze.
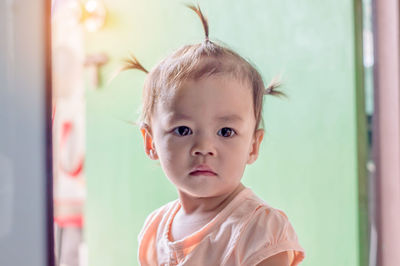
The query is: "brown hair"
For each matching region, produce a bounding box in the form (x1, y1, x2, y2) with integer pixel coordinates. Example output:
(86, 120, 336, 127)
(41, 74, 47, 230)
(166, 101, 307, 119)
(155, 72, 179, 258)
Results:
(123, 4, 285, 131)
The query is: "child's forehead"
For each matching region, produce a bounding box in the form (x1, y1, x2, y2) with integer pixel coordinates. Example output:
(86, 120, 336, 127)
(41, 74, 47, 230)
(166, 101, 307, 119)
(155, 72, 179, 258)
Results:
(167, 74, 251, 101)
(157, 75, 254, 116)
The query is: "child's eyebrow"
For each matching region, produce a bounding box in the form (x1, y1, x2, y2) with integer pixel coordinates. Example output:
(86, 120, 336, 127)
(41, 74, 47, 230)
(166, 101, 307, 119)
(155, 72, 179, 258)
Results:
(169, 113, 191, 122)
(168, 113, 243, 123)
(216, 114, 243, 122)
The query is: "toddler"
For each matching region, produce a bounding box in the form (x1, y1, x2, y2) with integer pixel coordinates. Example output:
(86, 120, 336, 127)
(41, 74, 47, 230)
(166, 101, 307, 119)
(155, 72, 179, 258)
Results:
(123, 5, 305, 266)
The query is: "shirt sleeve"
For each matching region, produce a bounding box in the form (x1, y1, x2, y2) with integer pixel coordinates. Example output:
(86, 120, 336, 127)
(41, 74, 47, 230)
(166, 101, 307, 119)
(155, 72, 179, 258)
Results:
(238, 207, 305, 266)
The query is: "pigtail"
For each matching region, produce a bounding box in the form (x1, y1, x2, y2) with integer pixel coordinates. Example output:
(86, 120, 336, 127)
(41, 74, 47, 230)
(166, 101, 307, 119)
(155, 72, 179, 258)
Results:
(264, 76, 287, 98)
(121, 54, 149, 74)
(107, 54, 149, 85)
(107, 54, 148, 85)
(186, 4, 210, 42)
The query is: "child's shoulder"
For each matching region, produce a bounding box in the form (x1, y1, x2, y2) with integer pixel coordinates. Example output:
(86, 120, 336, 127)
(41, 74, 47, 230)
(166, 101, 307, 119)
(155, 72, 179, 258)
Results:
(233, 188, 288, 219)
(237, 189, 296, 236)
(231, 190, 305, 265)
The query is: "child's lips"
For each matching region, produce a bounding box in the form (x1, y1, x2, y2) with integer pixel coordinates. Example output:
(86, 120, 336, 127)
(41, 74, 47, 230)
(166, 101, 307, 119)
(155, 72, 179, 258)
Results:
(189, 170, 217, 176)
(189, 164, 217, 176)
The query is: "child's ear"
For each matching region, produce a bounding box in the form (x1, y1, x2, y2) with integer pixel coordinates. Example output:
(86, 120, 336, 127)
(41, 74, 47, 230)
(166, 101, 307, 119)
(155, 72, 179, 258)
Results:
(140, 124, 158, 160)
(247, 129, 264, 165)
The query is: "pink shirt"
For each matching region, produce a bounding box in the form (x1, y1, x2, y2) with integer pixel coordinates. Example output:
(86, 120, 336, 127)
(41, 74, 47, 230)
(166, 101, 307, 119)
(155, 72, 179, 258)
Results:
(138, 188, 305, 265)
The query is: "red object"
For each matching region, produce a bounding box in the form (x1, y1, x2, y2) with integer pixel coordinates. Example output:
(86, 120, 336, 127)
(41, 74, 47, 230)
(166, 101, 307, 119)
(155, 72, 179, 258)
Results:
(54, 216, 84, 228)
(59, 121, 84, 178)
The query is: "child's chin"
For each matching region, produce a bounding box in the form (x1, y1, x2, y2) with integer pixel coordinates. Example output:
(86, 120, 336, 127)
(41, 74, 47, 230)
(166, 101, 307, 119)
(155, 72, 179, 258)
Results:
(182, 186, 229, 199)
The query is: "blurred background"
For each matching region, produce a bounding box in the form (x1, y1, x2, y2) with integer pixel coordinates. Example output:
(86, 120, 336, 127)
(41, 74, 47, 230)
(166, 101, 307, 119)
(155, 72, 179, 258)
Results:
(1, 0, 400, 265)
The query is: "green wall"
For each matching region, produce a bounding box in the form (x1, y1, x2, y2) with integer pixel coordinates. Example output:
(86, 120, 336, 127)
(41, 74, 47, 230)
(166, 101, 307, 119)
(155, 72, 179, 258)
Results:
(85, 0, 367, 265)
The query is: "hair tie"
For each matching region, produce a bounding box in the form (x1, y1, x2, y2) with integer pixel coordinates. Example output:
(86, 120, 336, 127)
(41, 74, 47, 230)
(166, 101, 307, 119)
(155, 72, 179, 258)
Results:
(264, 86, 273, 95)
(264, 77, 287, 98)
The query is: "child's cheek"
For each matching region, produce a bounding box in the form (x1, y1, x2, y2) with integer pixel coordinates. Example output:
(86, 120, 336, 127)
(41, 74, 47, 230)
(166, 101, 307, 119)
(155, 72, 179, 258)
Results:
(162, 136, 187, 157)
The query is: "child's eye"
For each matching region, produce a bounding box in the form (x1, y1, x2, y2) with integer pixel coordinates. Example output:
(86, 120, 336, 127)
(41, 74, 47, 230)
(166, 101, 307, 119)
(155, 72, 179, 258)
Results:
(173, 126, 192, 136)
(217, 127, 236, 138)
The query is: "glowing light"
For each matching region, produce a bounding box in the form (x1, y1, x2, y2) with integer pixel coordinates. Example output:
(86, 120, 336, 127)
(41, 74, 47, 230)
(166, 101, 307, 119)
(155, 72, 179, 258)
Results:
(85, 0, 98, 13)
(83, 0, 106, 32)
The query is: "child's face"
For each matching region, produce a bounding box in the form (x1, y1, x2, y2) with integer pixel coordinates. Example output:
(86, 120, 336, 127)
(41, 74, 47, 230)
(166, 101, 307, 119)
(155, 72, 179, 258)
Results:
(141, 75, 264, 199)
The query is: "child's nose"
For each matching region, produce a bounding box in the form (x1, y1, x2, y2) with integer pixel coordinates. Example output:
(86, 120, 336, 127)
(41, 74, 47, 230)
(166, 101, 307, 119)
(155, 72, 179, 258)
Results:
(190, 136, 216, 157)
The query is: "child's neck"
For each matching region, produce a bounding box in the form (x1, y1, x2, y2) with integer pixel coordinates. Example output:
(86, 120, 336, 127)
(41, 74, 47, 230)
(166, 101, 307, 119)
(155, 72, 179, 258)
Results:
(170, 184, 246, 242)
(177, 183, 246, 216)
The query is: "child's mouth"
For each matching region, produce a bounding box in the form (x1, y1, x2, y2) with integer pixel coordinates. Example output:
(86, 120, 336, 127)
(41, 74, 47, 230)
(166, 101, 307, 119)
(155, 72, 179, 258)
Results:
(190, 164, 217, 176)
(189, 170, 217, 176)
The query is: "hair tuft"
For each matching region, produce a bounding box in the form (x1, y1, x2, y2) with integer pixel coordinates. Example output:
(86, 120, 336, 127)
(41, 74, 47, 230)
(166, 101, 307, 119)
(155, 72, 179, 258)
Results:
(122, 54, 149, 74)
(265, 77, 286, 98)
(186, 4, 210, 41)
